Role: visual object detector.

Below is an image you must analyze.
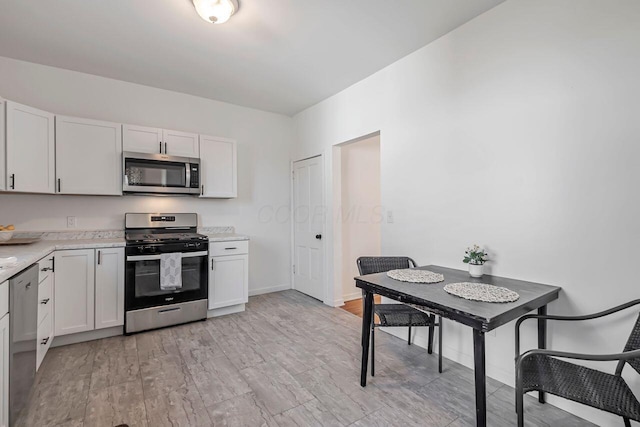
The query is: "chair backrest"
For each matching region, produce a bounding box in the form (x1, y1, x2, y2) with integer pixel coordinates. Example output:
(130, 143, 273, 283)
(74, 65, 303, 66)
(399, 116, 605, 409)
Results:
(356, 256, 417, 275)
(621, 313, 640, 375)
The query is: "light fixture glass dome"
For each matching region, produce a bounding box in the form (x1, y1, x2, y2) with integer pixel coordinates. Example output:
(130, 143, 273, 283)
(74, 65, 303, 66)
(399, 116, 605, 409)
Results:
(192, 0, 238, 24)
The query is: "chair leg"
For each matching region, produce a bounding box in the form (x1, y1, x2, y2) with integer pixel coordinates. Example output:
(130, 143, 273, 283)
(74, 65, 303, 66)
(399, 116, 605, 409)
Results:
(438, 316, 443, 373)
(624, 417, 631, 427)
(407, 326, 412, 345)
(516, 371, 524, 427)
(371, 326, 375, 377)
(428, 314, 435, 354)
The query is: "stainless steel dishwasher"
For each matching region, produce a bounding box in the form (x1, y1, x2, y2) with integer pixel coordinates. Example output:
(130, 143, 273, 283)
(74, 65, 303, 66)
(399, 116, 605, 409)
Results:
(9, 264, 38, 425)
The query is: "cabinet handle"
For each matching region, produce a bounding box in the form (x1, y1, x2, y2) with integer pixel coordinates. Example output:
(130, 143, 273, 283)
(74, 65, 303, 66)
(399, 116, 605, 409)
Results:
(211, 259, 215, 271)
(201, 185, 204, 196)
(10, 174, 15, 190)
(40, 298, 50, 305)
(225, 247, 237, 250)
(97, 250, 102, 265)
(40, 267, 51, 272)
(165, 142, 168, 154)
(57, 178, 61, 193)
(40, 337, 49, 345)
(159, 141, 163, 153)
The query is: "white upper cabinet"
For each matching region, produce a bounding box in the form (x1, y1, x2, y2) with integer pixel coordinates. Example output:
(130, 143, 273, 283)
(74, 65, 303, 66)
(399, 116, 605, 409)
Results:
(55, 116, 123, 195)
(123, 125, 199, 157)
(0, 99, 5, 191)
(199, 135, 237, 198)
(162, 129, 199, 157)
(6, 101, 55, 193)
(122, 124, 162, 154)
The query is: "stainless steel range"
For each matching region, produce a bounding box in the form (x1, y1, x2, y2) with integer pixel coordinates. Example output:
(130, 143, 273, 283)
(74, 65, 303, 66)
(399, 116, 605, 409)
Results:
(125, 213, 208, 334)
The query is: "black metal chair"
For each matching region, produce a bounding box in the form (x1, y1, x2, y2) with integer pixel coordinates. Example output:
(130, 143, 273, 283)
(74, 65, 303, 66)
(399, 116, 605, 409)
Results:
(356, 256, 443, 375)
(515, 299, 640, 427)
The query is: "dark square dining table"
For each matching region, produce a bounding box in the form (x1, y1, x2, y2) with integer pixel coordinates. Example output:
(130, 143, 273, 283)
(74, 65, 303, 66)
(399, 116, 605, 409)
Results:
(355, 265, 561, 427)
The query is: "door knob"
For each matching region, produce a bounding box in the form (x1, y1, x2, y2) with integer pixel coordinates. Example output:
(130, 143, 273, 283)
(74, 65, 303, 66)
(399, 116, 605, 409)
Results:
(315, 234, 322, 240)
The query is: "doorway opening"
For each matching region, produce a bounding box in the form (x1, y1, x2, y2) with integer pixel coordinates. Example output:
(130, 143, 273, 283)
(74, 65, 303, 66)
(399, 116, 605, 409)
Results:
(333, 132, 381, 313)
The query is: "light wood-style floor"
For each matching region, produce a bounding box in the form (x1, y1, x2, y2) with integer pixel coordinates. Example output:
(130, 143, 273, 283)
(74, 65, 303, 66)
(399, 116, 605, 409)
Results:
(17, 291, 594, 426)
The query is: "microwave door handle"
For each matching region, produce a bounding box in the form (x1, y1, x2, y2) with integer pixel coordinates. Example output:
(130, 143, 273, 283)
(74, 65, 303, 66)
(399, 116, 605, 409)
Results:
(186, 163, 191, 188)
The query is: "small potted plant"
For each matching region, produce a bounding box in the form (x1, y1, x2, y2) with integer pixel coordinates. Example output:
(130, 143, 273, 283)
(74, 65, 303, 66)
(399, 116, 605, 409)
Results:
(463, 245, 488, 278)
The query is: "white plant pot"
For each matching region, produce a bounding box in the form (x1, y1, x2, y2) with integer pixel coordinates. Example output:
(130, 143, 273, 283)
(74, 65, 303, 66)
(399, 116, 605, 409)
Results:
(468, 263, 484, 278)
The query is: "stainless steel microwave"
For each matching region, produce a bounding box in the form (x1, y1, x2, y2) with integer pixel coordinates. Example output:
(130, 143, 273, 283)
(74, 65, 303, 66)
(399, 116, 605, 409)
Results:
(123, 152, 200, 195)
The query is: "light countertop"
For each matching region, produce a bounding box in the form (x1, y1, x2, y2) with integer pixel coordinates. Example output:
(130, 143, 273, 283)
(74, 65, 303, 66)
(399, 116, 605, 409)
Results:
(0, 238, 125, 283)
(205, 233, 250, 242)
(0, 232, 249, 283)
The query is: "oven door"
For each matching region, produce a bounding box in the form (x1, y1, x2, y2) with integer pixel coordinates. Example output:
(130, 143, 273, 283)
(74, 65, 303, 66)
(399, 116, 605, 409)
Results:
(125, 250, 208, 311)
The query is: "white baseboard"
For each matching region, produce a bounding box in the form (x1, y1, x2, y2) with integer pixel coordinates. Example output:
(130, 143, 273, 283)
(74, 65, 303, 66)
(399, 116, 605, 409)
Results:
(51, 326, 122, 347)
(343, 291, 362, 302)
(332, 298, 345, 307)
(207, 304, 245, 318)
(249, 283, 291, 296)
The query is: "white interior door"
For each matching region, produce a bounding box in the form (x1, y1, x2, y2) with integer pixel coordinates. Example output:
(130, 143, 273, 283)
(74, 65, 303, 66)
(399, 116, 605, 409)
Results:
(293, 156, 324, 301)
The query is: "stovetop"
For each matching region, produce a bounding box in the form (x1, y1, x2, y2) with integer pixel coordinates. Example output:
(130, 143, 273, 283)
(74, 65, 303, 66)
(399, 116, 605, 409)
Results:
(125, 232, 208, 244)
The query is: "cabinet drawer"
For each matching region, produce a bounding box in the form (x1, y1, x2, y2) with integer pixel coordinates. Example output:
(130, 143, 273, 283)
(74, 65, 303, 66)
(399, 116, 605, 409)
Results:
(0, 281, 7, 317)
(37, 312, 53, 371)
(38, 275, 53, 326)
(209, 240, 248, 256)
(38, 255, 54, 283)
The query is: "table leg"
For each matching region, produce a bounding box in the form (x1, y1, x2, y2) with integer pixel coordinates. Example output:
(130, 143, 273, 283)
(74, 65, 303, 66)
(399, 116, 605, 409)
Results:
(473, 329, 487, 427)
(538, 305, 547, 404)
(360, 290, 374, 387)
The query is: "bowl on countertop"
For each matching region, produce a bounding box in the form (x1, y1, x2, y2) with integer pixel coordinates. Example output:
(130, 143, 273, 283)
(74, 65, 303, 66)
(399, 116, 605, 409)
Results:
(0, 231, 13, 242)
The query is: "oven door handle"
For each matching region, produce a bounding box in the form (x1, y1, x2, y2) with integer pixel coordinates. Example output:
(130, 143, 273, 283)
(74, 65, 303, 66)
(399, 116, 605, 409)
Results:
(126, 251, 208, 261)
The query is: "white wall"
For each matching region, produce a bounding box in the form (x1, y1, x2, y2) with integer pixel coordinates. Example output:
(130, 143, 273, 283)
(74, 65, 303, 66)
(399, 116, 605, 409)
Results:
(340, 135, 381, 301)
(294, 0, 640, 425)
(0, 56, 295, 296)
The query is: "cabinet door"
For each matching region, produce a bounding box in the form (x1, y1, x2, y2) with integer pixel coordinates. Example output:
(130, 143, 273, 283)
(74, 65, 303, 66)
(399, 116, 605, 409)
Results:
(54, 249, 95, 336)
(6, 101, 55, 193)
(0, 99, 5, 191)
(95, 248, 124, 330)
(0, 313, 8, 427)
(56, 116, 123, 195)
(163, 129, 199, 157)
(123, 124, 162, 154)
(208, 254, 248, 309)
(200, 135, 237, 198)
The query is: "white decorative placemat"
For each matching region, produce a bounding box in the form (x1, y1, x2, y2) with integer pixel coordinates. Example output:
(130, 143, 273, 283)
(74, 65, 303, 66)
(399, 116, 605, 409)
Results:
(444, 282, 520, 303)
(386, 269, 444, 284)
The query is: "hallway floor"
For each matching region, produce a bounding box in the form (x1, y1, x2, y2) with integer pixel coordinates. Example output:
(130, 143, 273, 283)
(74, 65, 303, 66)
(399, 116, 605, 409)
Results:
(17, 291, 594, 426)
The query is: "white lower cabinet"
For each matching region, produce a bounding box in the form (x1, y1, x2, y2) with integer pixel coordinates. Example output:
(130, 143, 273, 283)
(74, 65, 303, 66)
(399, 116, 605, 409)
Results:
(208, 241, 248, 310)
(36, 255, 55, 370)
(55, 249, 95, 336)
(0, 312, 8, 427)
(0, 280, 8, 427)
(54, 248, 124, 337)
(95, 248, 125, 330)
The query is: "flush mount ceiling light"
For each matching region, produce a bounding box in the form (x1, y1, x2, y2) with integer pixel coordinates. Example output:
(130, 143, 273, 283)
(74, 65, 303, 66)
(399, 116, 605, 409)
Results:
(192, 0, 239, 24)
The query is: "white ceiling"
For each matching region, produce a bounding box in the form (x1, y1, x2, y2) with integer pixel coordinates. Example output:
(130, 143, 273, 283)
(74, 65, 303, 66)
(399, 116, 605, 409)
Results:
(0, 0, 505, 115)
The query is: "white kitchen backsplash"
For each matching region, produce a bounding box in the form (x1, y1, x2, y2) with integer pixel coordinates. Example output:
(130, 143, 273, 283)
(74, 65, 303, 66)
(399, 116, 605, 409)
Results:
(14, 230, 125, 240)
(14, 226, 235, 240)
(199, 226, 235, 234)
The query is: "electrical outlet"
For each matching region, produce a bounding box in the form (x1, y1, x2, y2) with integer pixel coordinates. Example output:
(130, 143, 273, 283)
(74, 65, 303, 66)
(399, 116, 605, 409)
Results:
(387, 210, 394, 223)
(67, 216, 77, 228)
